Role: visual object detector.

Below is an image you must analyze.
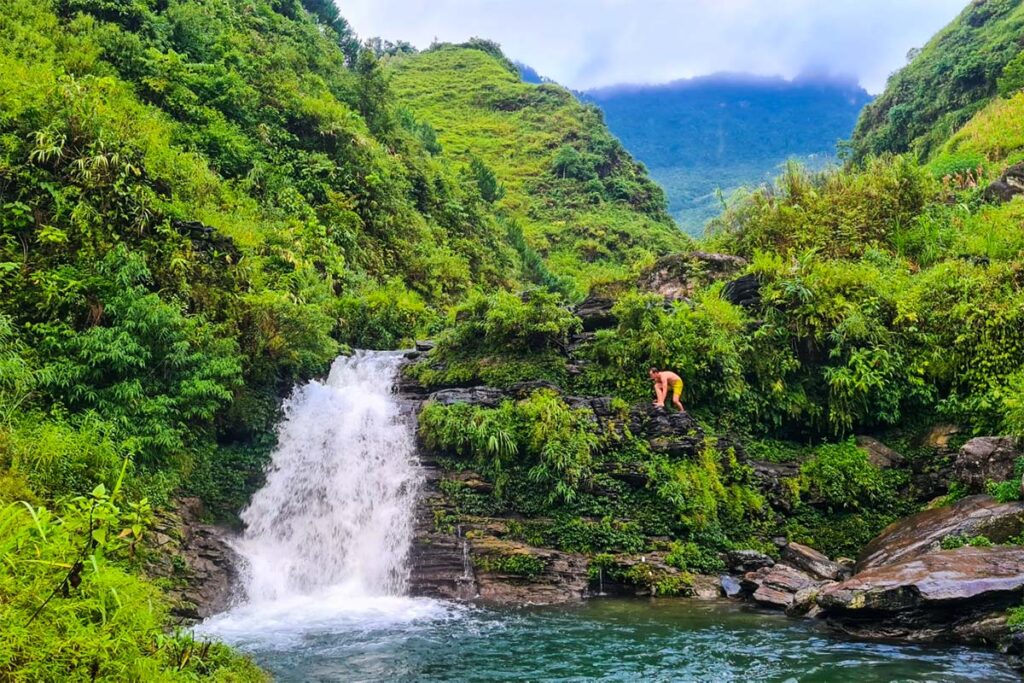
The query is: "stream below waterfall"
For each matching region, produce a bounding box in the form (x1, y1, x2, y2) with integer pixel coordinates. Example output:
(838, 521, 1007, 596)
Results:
(201, 597, 1017, 682)
(198, 352, 1020, 682)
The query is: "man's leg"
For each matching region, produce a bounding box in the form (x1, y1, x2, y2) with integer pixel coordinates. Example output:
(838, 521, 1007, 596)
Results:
(672, 383, 684, 412)
(654, 382, 666, 407)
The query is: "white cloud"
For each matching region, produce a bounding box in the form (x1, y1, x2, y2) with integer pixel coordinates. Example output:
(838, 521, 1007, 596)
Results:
(339, 0, 967, 93)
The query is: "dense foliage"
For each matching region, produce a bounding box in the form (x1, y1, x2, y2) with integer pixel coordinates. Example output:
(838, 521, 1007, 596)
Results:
(850, 0, 1024, 161)
(0, 0, 680, 678)
(5, 0, 1024, 676)
(412, 44, 1024, 563)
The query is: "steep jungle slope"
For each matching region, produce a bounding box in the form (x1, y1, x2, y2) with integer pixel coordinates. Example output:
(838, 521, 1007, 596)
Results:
(0, 1, 683, 679)
(386, 42, 691, 291)
(408, 4, 1024, 609)
(850, 0, 1024, 161)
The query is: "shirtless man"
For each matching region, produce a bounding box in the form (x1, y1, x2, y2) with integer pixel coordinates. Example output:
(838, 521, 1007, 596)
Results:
(649, 368, 685, 412)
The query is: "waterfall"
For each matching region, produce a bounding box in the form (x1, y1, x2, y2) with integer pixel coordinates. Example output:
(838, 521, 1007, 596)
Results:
(231, 351, 421, 602)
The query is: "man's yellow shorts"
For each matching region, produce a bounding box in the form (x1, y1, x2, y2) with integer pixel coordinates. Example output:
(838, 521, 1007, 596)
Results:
(671, 379, 683, 399)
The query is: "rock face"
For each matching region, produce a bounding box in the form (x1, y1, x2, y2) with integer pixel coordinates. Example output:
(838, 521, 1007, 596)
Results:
(983, 162, 1024, 203)
(148, 498, 240, 621)
(855, 436, 904, 469)
(407, 457, 476, 601)
(471, 537, 589, 605)
(428, 386, 511, 408)
(780, 542, 848, 581)
(741, 564, 818, 608)
(722, 273, 761, 309)
(575, 293, 617, 332)
(724, 549, 774, 573)
(748, 460, 800, 512)
(819, 546, 1024, 644)
(856, 495, 1024, 572)
(955, 436, 1022, 492)
(636, 404, 705, 458)
(638, 252, 747, 302)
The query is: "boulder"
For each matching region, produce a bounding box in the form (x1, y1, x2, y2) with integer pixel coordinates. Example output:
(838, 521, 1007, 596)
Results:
(629, 404, 705, 458)
(690, 574, 724, 600)
(724, 549, 775, 574)
(741, 564, 818, 609)
(780, 542, 847, 581)
(855, 436, 904, 469)
(819, 546, 1024, 642)
(786, 585, 829, 618)
(955, 436, 1022, 492)
(983, 162, 1024, 203)
(722, 273, 761, 309)
(427, 386, 508, 408)
(856, 495, 1024, 572)
(638, 252, 747, 302)
(749, 460, 800, 512)
(575, 294, 617, 332)
(919, 423, 960, 454)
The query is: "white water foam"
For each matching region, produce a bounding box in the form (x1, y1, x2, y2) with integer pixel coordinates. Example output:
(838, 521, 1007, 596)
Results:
(233, 351, 420, 600)
(200, 351, 446, 645)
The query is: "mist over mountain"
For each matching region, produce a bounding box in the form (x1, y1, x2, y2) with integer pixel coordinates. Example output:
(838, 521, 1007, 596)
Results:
(585, 74, 873, 233)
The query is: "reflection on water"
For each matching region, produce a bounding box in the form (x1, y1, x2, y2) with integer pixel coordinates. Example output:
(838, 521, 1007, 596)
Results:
(200, 596, 1019, 682)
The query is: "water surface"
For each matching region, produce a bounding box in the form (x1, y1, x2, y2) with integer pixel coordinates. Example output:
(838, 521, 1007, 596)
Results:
(200, 595, 1019, 682)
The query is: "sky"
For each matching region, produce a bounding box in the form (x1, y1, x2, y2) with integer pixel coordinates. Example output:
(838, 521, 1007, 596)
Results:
(340, 0, 968, 94)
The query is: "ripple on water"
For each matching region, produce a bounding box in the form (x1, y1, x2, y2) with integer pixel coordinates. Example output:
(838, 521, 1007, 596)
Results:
(198, 597, 1021, 683)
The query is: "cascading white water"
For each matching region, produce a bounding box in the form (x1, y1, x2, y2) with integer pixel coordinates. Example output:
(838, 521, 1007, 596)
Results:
(231, 350, 421, 602)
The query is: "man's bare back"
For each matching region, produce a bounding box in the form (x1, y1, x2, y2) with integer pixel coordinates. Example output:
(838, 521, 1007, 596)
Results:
(648, 368, 685, 412)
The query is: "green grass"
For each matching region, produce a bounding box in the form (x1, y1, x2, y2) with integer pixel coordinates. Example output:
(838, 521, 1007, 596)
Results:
(850, 0, 1024, 162)
(386, 44, 691, 294)
(933, 90, 1024, 171)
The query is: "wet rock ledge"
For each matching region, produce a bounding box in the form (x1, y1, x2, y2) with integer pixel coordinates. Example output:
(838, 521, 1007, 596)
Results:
(147, 497, 241, 621)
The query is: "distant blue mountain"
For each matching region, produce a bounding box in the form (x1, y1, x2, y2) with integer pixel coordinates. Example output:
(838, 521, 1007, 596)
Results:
(516, 61, 549, 84)
(584, 74, 873, 233)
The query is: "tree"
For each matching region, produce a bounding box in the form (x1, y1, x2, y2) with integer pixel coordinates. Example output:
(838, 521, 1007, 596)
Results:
(300, 0, 360, 64)
(470, 157, 505, 203)
(355, 49, 394, 138)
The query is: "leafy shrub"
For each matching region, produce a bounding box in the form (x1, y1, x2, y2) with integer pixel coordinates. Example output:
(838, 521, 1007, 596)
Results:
(665, 540, 725, 574)
(419, 390, 597, 503)
(0, 490, 263, 680)
(986, 479, 1022, 503)
(337, 280, 433, 349)
(0, 417, 126, 502)
(37, 250, 243, 466)
(540, 516, 646, 554)
(1008, 605, 1024, 632)
(997, 50, 1024, 98)
(940, 534, 993, 550)
(785, 506, 905, 559)
(799, 440, 901, 511)
(647, 444, 765, 537)
(473, 552, 545, 578)
(409, 290, 579, 388)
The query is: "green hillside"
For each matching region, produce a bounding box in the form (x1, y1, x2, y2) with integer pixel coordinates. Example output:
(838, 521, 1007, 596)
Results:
(408, 0, 1024, 617)
(850, 0, 1024, 161)
(4, 0, 1024, 679)
(386, 42, 690, 290)
(0, 1, 682, 678)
